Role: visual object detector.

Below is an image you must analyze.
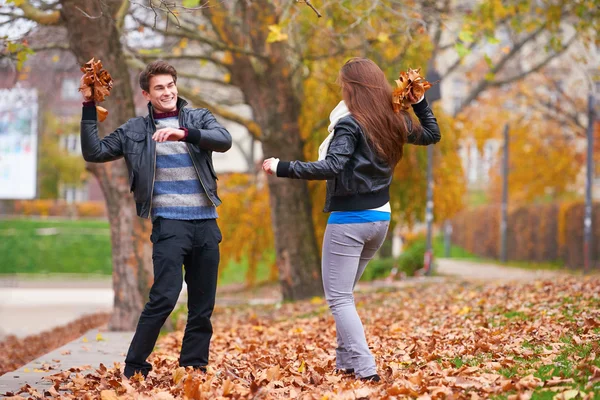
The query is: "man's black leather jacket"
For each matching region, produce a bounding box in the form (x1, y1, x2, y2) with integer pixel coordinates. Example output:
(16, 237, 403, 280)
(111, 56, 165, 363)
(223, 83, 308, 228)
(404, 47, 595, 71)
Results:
(80, 97, 232, 218)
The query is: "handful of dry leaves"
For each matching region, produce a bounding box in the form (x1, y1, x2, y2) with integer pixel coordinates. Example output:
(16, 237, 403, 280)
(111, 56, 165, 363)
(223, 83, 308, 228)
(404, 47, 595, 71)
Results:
(79, 58, 113, 122)
(392, 68, 433, 112)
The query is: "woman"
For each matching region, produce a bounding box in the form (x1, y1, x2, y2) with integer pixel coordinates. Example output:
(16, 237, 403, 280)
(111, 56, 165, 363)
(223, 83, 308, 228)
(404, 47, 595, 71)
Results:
(262, 58, 440, 382)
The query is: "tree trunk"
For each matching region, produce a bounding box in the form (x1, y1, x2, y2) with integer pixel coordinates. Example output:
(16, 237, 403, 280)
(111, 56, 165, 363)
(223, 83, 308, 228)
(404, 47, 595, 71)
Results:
(261, 140, 323, 301)
(231, 54, 323, 300)
(60, 0, 153, 330)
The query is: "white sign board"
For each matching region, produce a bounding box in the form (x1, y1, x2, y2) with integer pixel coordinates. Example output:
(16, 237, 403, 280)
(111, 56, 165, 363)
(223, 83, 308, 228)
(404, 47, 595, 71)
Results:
(0, 87, 38, 199)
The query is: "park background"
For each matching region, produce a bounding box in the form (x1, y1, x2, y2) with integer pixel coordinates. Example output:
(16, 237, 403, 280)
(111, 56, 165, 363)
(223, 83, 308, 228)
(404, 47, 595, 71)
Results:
(0, 1, 599, 398)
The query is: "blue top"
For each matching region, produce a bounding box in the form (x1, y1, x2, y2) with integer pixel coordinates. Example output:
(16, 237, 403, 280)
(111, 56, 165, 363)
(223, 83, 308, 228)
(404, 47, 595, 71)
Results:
(327, 210, 390, 224)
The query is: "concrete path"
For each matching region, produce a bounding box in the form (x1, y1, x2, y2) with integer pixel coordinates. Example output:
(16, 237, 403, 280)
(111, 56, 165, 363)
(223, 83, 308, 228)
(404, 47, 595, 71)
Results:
(435, 258, 563, 281)
(0, 278, 284, 340)
(0, 329, 133, 396)
(0, 288, 113, 339)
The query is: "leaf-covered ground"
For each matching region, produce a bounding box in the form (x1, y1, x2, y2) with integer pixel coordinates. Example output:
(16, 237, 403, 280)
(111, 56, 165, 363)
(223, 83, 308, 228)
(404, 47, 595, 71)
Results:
(0, 313, 110, 376)
(6, 277, 600, 399)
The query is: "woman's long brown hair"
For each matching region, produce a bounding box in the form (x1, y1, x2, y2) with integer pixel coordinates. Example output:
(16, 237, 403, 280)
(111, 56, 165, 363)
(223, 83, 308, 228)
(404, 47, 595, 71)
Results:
(338, 57, 422, 166)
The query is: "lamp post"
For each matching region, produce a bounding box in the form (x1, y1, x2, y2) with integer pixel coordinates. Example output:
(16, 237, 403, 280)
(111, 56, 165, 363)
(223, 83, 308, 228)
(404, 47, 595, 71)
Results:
(424, 67, 441, 275)
(584, 88, 596, 273)
(500, 124, 509, 263)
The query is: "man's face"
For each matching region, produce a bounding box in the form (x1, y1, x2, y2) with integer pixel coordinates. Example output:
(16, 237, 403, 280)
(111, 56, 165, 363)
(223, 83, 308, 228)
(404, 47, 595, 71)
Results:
(143, 74, 178, 113)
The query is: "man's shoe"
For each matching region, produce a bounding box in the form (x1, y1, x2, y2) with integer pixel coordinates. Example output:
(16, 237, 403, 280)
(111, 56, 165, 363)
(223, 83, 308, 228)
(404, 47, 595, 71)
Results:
(123, 368, 149, 380)
(183, 365, 207, 373)
(360, 374, 381, 382)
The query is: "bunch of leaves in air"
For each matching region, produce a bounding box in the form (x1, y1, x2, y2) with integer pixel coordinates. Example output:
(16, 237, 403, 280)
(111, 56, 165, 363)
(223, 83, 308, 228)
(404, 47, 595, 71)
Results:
(392, 68, 432, 112)
(78, 58, 113, 122)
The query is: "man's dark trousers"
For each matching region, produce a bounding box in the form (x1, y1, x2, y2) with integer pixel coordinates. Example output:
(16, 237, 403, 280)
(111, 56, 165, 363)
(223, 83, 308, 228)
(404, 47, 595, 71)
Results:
(124, 218, 221, 378)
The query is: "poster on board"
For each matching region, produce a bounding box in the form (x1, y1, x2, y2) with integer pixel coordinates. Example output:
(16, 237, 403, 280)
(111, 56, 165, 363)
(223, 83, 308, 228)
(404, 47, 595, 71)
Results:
(0, 86, 38, 199)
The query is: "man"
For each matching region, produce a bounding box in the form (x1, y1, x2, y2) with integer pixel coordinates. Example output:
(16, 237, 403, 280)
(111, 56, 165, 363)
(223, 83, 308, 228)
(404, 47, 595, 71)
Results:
(80, 60, 232, 378)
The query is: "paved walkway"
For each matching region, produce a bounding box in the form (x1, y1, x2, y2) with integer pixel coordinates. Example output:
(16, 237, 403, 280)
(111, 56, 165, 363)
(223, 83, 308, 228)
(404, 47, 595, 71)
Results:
(0, 279, 282, 339)
(435, 258, 563, 281)
(0, 329, 133, 396)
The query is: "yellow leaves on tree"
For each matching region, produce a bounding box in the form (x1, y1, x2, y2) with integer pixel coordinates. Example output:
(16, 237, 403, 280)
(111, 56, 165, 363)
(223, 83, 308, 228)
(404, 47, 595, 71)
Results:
(392, 104, 466, 227)
(392, 68, 433, 112)
(79, 58, 113, 122)
(459, 79, 583, 205)
(266, 24, 288, 43)
(487, 120, 580, 205)
(217, 174, 275, 286)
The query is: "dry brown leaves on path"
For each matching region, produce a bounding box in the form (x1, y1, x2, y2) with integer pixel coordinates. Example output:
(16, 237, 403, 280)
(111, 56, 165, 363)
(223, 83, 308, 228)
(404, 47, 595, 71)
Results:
(5, 277, 600, 399)
(0, 312, 110, 376)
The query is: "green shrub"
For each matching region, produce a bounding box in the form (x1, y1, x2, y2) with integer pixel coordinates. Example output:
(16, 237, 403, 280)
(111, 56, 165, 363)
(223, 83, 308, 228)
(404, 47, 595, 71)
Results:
(361, 241, 426, 281)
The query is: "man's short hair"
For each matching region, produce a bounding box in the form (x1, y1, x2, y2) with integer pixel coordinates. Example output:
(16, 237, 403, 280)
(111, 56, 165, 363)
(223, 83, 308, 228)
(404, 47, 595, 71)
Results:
(139, 60, 177, 92)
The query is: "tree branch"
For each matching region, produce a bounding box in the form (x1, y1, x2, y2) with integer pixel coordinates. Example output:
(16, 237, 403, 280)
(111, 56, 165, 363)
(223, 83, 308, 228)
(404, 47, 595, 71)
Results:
(16, 0, 61, 25)
(177, 72, 236, 88)
(178, 86, 262, 140)
(490, 34, 578, 87)
(298, 0, 322, 18)
(133, 14, 269, 62)
(453, 23, 549, 115)
(115, 0, 130, 33)
(136, 51, 230, 69)
(439, 40, 477, 80)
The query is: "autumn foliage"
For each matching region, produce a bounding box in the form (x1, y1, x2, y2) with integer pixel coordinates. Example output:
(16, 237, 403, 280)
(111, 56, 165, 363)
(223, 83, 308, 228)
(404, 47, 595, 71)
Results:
(450, 202, 600, 268)
(8, 200, 106, 218)
(5, 278, 600, 399)
(217, 174, 276, 286)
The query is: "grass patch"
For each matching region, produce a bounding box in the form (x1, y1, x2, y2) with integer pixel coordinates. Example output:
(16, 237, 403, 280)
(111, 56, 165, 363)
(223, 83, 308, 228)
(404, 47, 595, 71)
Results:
(219, 254, 273, 287)
(0, 218, 112, 275)
(361, 241, 426, 281)
(503, 311, 530, 321)
(431, 236, 479, 259)
(0, 218, 272, 286)
(495, 335, 600, 398)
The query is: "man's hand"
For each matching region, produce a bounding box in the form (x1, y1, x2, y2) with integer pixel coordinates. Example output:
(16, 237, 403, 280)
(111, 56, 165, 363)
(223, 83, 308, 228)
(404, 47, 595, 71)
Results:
(153, 128, 185, 142)
(262, 157, 279, 175)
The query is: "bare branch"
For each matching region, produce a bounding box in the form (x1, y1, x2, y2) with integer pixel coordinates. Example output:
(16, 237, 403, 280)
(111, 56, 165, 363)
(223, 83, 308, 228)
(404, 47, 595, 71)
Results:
(297, 0, 322, 18)
(75, 5, 103, 19)
(116, 0, 130, 32)
(429, 0, 450, 63)
(453, 23, 549, 115)
(129, 0, 210, 28)
(490, 34, 578, 87)
(439, 41, 477, 80)
(136, 51, 230, 69)
(132, 14, 269, 61)
(178, 86, 262, 140)
(0, 16, 22, 28)
(178, 72, 236, 88)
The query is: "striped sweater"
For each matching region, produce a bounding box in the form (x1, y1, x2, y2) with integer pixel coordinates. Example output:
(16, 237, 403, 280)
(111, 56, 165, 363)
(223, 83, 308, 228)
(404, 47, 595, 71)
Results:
(151, 113, 218, 220)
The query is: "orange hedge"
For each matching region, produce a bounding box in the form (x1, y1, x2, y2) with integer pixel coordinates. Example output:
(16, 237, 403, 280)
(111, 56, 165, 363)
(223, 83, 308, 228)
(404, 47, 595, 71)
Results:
(6, 200, 106, 218)
(450, 202, 600, 269)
